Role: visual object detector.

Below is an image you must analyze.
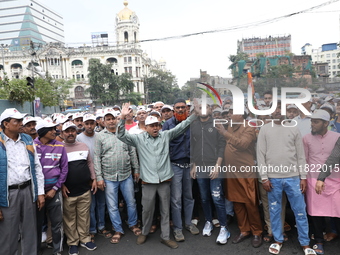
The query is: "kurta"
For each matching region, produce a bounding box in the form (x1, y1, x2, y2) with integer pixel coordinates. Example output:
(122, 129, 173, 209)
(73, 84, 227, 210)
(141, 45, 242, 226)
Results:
(303, 130, 340, 217)
(223, 124, 258, 205)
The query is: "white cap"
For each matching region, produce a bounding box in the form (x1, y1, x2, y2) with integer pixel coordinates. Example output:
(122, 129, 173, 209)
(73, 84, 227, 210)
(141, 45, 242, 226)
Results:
(51, 113, 61, 121)
(112, 105, 121, 111)
(0, 108, 26, 123)
(145, 116, 160, 125)
(311, 109, 330, 121)
(36, 118, 58, 131)
(72, 112, 83, 120)
(62, 121, 77, 131)
(23, 116, 37, 126)
(287, 104, 298, 110)
(83, 114, 96, 122)
(320, 103, 335, 113)
(212, 107, 222, 113)
(103, 108, 120, 118)
(149, 111, 161, 117)
(95, 109, 105, 118)
(161, 105, 173, 111)
(136, 109, 147, 115)
(56, 114, 68, 124)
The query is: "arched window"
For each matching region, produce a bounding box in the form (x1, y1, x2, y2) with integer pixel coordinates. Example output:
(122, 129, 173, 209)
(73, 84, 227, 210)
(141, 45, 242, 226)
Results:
(71, 60, 83, 66)
(74, 86, 84, 99)
(124, 32, 128, 42)
(11, 63, 22, 69)
(107, 58, 118, 64)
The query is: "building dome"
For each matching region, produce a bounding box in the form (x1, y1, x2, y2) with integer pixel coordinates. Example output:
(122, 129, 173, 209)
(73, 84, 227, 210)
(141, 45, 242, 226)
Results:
(117, 1, 133, 21)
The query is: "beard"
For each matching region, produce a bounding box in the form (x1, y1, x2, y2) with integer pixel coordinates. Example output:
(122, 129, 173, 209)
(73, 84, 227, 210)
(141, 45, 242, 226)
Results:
(174, 111, 188, 122)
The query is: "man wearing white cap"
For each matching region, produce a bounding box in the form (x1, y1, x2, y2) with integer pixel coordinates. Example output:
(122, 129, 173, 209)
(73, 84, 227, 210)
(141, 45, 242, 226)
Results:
(161, 105, 174, 123)
(129, 109, 147, 135)
(286, 105, 299, 120)
(94, 109, 140, 244)
(72, 112, 84, 134)
(61, 121, 98, 254)
(77, 114, 111, 240)
(95, 109, 105, 133)
(34, 118, 68, 255)
(153, 101, 165, 113)
(0, 108, 45, 255)
(117, 102, 199, 249)
(22, 116, 38, 139)
(302, 109, 340, 254)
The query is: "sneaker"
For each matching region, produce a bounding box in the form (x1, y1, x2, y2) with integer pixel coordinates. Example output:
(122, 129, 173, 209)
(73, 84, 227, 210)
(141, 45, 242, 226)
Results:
(41, 231, 47, 243)
(68, 245, 79, 255)
(185, 224, 199, 235)
(216, 226, 230, 244)
(202, 221, 213, 236)
(137, 234, 147, 245)
(160, 239, 178, 249)
(173, 229, 185, 242)
(80, 242, 97, 251)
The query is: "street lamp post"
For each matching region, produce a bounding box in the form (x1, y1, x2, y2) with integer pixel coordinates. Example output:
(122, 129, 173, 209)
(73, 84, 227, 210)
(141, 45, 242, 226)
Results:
(1, 44, 8, 76)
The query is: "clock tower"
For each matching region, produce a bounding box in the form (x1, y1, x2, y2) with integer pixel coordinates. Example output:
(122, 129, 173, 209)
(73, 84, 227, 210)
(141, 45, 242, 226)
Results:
(116, 1, 140, 48)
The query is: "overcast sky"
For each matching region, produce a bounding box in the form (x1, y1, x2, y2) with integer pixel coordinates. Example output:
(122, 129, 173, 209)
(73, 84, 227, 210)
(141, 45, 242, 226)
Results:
(42, 0, 340, 86)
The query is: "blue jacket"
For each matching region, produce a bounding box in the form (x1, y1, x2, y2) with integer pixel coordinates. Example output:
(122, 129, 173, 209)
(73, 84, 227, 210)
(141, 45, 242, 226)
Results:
(162, 116, 190, 164)
(0, 132, 38, 207)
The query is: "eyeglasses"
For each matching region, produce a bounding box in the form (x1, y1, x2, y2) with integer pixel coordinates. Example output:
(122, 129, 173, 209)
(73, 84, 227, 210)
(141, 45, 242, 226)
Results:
(175, 106, 186, 109)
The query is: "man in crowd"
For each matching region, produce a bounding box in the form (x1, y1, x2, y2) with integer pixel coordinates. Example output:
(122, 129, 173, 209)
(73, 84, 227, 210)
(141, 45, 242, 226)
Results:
(190, 103, 229, 245)
(77, 114, 112, 240)
(94, 109, 141, 244)
(153, 101, 165, 112)
(294, 96, 313, 137)
(72, 112, 84, 134)
(263, 91, 273, 107)
(34, 118, 68, 255)
(303, 109, 340, 254)
(95, 109, 105, 133)
(62, 121, 98, 255)
(125, 107, 137, 130)
(129, 109, 147, 134)
(117, 102, 199, 249)
(0, 108, 45, 255)
(162, 99, 199, 242)
(22, 116, 38, 139)
(161, 105, 174, 123)
(257, 101, 316, 255)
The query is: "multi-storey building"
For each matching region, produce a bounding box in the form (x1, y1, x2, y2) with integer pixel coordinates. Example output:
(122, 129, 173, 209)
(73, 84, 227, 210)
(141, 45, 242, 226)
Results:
(0, 0, 64, 50)
(237, 35, 292, 60)
(302, 43, 339, 79)
(0, 1, 166, 108)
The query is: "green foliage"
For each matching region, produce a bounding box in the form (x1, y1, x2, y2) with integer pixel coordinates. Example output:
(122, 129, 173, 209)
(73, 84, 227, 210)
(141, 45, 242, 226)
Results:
(87, 58, 142, 105)
(0, 74, 71, 106)
(145, 69, 178, 104)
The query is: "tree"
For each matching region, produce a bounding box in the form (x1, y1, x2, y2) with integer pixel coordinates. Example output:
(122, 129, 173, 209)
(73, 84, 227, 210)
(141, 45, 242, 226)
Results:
(145, 69, 178, 104)
(87, 58, 143, 105)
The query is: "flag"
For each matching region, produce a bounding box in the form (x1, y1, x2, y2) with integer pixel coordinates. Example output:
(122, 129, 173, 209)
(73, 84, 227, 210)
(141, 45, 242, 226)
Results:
(247, 71, 257, 109)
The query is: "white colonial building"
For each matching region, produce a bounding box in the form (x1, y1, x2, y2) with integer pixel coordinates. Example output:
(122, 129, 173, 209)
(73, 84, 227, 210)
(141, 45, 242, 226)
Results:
(0, 1, 166, 108)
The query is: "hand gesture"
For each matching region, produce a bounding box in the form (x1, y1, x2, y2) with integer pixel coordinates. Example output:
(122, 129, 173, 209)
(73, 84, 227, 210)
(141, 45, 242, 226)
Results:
(120, 102, 131, 119)
(315, 180, 325, 195)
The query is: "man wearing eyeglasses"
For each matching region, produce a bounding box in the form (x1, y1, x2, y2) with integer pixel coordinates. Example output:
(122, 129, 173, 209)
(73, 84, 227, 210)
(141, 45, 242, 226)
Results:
(162, 99, 199, 242)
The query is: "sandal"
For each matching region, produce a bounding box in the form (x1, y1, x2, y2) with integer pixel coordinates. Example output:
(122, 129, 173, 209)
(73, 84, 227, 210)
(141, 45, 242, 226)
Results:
(149, 225, 157, 234)
(110, 232, 124, 244)
(324, 232, 337, 241)
(130, 225, 142, 236)
(269, 243, 282, 254)
(98, 228, 113, 239)
(284, 222, 291, 232)
(312, 243, 324, 255)
(263, 233, 274, 243)
(303, 247, 317, 255)
(90, 233, 95, 242)
(212, 219, 220, 228)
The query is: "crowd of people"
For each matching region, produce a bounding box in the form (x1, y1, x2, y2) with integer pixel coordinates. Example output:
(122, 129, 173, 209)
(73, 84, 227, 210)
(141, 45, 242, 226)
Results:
(0, 92, 340, 255)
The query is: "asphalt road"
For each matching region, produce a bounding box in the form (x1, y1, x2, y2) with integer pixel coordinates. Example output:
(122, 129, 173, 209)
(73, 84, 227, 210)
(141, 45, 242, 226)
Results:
(40, 207, 340, 255)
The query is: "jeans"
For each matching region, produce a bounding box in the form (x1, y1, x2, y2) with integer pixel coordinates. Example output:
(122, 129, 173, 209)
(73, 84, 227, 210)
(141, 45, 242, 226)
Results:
(225, 198, 234, 216)
(170, 164, 194, 230)
(196, 177, 227, 227)
(268, 177, 309, 246)
(105, 175, 138, 234)
(90, 188, 106, 233)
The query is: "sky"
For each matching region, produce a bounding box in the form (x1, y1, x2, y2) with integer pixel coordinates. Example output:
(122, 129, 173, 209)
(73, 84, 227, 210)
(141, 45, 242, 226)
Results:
(42, 0, 340, 87)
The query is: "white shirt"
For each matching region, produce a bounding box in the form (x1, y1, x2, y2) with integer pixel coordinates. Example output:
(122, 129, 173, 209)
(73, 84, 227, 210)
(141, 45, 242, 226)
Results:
(4, 133, 45, 195)
(129, 124, 146, 135)
(294, 115, 311, 138)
